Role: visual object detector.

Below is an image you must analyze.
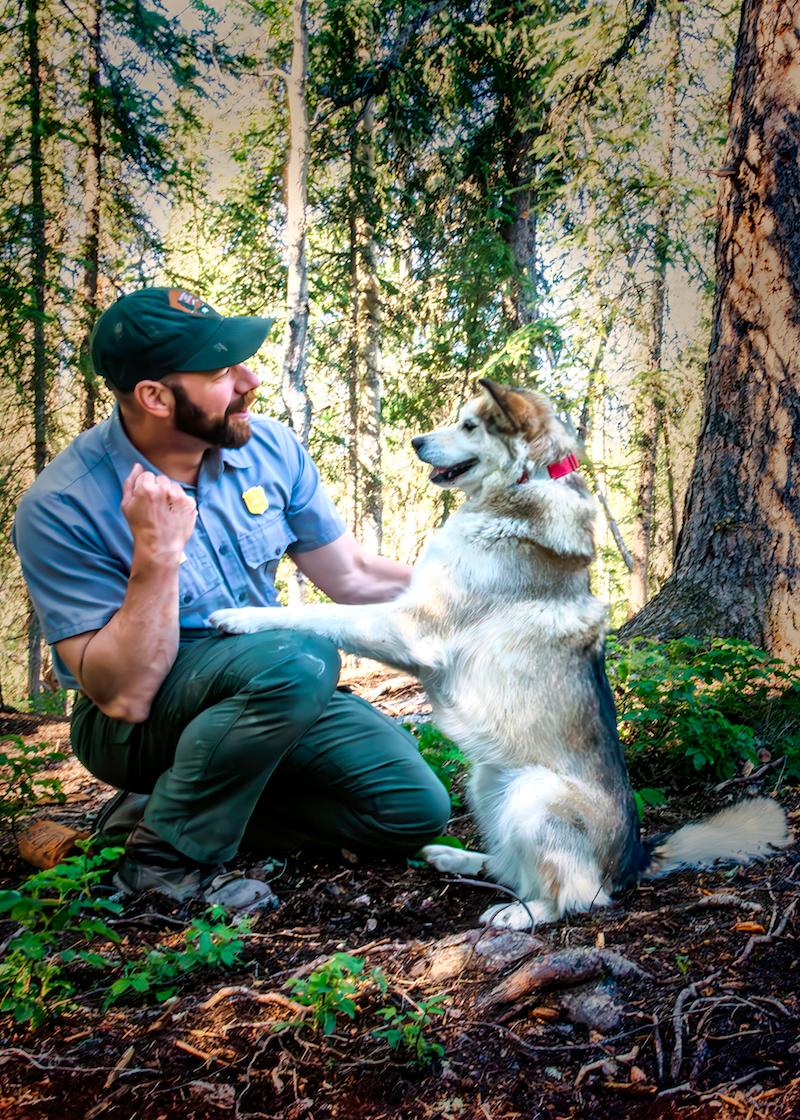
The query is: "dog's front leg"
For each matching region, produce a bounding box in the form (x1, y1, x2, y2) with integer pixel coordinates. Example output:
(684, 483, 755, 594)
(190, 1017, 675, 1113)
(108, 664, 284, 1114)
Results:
(210, 603, 440, 675)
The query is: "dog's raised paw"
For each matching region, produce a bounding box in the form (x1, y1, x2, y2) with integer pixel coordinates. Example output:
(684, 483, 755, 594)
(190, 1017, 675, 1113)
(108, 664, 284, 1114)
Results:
(209, 608, 261, 634)
(480, 899, 554, 930)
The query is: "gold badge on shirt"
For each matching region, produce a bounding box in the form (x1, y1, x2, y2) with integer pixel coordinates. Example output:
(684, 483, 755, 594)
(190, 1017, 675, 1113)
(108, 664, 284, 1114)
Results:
(242, 486, 269, 515)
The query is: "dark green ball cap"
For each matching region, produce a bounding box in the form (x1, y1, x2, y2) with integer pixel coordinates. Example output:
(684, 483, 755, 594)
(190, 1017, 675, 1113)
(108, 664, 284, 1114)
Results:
(90, 287, 274, 392)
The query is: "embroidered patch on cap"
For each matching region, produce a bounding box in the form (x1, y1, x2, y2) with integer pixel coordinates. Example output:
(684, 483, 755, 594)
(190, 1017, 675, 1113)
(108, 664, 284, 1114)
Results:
(168, 289, 213, 316)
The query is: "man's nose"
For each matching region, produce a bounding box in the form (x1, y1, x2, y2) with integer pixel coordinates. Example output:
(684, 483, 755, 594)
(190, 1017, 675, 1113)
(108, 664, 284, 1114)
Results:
(234, 363, 260, 391)
(411, 435, 426, 451)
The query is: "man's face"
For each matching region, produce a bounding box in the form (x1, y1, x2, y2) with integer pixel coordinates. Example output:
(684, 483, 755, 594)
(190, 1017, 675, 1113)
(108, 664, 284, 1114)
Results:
(164, 365, 259, 448)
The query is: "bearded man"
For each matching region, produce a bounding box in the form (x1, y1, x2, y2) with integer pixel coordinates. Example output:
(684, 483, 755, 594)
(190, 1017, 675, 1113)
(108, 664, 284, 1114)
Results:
(13, 288, 449, 911)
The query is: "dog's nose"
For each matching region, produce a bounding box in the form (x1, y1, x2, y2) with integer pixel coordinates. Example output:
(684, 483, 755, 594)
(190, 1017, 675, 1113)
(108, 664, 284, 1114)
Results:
(411, 435, 426, 451)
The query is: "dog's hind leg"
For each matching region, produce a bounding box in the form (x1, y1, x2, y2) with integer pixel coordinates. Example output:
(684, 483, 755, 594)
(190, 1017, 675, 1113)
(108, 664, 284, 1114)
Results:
(479, 766, 612, 930)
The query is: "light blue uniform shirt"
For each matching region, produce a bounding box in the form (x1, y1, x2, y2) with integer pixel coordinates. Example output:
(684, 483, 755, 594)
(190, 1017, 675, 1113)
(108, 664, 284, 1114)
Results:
(13, 407, 346, 690)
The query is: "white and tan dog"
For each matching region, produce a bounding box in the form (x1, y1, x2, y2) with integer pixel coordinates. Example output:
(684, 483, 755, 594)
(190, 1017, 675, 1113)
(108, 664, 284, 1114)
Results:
(211, 380, 790, 928)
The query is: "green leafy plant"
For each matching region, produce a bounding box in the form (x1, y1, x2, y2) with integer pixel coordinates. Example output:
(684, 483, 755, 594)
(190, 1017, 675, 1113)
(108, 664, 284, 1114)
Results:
(104, 906, 249, 1007)
(607, 636, 800, 780)
(0, 844, 123, 1027)
(633, 786, 668, 820)
(284, 952, 387, 1037)
(406, 722, 468, 807)
(0, 735, 66, 832)
(373, 992, 448, 1066)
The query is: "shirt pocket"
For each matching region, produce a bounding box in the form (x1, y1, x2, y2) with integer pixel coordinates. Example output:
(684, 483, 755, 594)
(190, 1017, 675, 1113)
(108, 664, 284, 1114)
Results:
(179, 549, 223, 610)
(237, 511, 298, 572)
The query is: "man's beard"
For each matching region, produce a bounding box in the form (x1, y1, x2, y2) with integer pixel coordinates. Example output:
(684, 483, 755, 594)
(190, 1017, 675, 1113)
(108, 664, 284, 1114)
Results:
(170, 384, 254, 448)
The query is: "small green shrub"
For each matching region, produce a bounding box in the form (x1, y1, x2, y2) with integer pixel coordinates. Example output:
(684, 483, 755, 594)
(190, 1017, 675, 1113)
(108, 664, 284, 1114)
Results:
(0, 846, 249, 1027)
(608, 636, 800, 781)
(632, 786, 668, 820)
(0, 845, 123, 1027)
(104, 906, 249, 1007)
(373, 992, 447, 1066)
(284, 952, 387, 1036)
(281, 952, 447, 1065)
(0, 735, 66, 833)
(406, 721, 468, 807)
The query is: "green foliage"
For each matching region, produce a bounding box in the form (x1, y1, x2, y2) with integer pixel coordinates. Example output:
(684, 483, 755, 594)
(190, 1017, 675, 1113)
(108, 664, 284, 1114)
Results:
(0, 845, 123, 1028)
(633, 786, 668, 821)
(104, 906, 249, 1008)
(608, 637, 800, 780)
(373, 993, 448, 1066)
(406, 722, 468, 808)
(0, 846, 248, 1027)
(285, 952, 387, 1037)
(25, 689, 69, 717)
(0, 735, 66, 833)
(282, 951, 447, 1065)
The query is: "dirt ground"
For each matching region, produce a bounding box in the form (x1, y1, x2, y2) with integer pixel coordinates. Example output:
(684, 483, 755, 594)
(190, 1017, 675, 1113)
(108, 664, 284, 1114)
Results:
(1, 669, 798, 1120)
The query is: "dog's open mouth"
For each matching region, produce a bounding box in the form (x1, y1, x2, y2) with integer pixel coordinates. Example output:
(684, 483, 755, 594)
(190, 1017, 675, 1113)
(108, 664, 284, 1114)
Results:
(429, 459, 479, 485)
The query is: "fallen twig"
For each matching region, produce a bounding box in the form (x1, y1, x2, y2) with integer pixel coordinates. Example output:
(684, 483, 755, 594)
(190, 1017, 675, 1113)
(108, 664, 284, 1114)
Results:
(198, 986, 307, 1016)
(670, 969, 721, 1084)
(713, 758, 784, 792)
(479, 947, 652, 1010)
(733, 897, 798, 965)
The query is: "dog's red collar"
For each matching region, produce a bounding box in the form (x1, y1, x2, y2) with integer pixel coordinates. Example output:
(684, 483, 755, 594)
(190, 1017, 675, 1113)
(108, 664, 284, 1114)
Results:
(548, 452, 580, 479)
(517, 453, 580, 485)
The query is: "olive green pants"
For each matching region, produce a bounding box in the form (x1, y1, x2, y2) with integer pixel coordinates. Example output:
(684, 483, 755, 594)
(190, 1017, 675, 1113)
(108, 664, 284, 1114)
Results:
(70, 630, 450, 865)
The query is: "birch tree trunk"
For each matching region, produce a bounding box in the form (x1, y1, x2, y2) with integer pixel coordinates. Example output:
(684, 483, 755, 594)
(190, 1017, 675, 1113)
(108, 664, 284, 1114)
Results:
(628, 4, 680, 615)
(621, 0, 800, 659)
(281, 0, 311, 448)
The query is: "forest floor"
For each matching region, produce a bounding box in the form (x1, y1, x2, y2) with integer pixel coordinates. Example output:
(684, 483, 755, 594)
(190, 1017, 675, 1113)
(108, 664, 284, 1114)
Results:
(0, 668, 798, 1120)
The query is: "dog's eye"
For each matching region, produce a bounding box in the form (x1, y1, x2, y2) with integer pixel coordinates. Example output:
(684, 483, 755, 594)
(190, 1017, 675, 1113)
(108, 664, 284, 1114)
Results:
(461, 419, 478, 433)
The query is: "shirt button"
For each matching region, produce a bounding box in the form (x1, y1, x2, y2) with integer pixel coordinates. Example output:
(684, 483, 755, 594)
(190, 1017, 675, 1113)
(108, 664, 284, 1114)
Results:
(274, 547, 281, 556)
(238, 591, 247, 602)
(182, 594, 191, 604)
(219, 543, 229, 555)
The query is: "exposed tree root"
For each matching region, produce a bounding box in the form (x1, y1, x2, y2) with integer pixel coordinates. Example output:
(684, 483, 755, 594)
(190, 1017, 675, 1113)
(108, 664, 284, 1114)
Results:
(478, 947, 652, 1010)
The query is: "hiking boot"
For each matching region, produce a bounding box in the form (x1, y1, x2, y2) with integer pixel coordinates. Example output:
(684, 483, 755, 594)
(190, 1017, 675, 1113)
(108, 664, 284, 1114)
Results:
(112, 822, 278, 914)
(93, 790, 151, 839)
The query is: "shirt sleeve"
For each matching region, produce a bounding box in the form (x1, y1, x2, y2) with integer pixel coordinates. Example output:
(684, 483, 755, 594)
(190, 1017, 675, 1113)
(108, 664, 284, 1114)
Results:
(281, 429, 347, 553)
(13, 489, 130, 645)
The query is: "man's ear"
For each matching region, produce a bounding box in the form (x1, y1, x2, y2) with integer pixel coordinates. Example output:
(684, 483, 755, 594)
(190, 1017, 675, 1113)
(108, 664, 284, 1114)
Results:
(131, 379, 173, 418)
(478, 378, 535, 433)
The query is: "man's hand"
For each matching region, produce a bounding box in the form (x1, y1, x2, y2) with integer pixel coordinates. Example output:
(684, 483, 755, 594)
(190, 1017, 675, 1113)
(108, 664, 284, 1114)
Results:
(121, 463, 197, 565)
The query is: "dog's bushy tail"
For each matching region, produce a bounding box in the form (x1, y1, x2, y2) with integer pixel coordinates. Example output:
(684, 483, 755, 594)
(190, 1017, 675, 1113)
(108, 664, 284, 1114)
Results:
(642, 797, 791, 879)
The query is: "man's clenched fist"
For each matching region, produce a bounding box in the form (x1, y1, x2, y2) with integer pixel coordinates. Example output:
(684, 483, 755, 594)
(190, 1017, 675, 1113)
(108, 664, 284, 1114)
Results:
(121, 463, 197, 566)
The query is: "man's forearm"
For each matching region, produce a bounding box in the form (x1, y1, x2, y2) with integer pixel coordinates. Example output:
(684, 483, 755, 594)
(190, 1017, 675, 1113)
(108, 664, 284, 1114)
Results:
(339, 555, 412, 604)
(80, 552, 181, 723)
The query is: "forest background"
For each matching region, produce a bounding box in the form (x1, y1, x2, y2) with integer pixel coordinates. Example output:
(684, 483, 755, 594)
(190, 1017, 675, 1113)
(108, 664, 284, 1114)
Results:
(0, 0, 748, 706)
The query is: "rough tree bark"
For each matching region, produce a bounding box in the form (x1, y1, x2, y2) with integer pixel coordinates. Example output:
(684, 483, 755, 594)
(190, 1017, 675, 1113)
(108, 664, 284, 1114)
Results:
(621, 0, 800, 659)
(78, 0, 103, 431)
(628, 3, 680, 615)
(25, 0, 49, 699)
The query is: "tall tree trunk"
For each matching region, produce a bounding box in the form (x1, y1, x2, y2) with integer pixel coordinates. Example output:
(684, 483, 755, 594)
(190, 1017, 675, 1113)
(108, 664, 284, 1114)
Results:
(79, 0, 103, 431)
(621, 0, 800, 659)
(628, 4, 680, 615)
(25, 0, 48, 700)
(502, 132, 538, 333)
(348, 92, 382, 553)
(281, 0, 311, 605)
(281, 0, 311, 448)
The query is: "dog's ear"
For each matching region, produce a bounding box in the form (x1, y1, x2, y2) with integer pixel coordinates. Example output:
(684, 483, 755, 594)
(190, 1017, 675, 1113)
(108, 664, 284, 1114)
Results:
(479, 374, 542, 430)
(478, 378, 536, 433)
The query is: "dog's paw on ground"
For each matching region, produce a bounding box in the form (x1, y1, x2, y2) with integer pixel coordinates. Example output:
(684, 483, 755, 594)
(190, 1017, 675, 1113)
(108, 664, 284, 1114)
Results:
(419, 843, 487, 875)
(480, 898, 554, 929)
